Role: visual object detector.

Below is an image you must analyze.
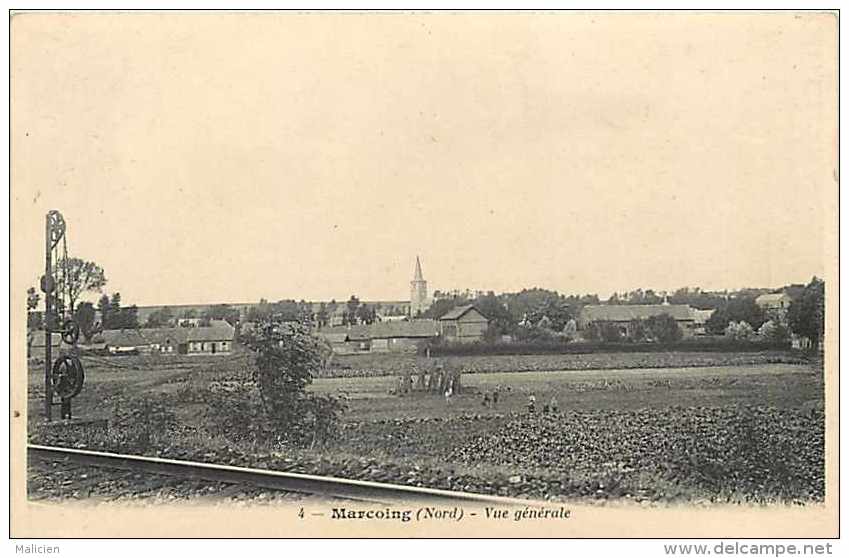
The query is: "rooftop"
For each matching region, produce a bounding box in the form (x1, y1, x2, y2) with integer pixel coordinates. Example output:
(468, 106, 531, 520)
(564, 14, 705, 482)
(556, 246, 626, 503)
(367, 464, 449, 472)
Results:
(579, 304, 695, 322)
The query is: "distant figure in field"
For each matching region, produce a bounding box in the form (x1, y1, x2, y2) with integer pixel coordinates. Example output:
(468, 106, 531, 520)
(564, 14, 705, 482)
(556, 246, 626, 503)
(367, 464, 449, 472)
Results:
(416, 368, 426, 391)
(439, 367, 450, 394)
(451, 369, 462, 394)
(426, 366, 438, 392)
(528, 394, 537, 414)
(549, 395, 559, 413)
(482, 393, 490, 407)
(492, 388, 499, 407)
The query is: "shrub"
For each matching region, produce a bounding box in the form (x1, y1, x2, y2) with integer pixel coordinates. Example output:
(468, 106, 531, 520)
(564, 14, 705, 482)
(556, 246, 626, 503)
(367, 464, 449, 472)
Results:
(725, 321, 755, 341)
(241, 320, 346, 447)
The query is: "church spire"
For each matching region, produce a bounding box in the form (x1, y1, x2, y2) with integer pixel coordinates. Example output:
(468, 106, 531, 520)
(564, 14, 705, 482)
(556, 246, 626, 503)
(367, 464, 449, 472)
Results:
(410, 256, 428, 316)
(413, 256, 424, 282)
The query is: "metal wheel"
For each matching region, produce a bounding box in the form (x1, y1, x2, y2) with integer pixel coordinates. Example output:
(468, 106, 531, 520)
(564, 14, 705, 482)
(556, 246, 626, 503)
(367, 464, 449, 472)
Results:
(51, 356, 85, 399)
(48, 210, 66, 246)
(61, 318, 80, 345)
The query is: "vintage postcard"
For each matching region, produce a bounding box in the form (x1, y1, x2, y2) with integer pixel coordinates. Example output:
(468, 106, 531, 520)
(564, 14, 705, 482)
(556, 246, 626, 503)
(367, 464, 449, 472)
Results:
(9, 10, 839, 538)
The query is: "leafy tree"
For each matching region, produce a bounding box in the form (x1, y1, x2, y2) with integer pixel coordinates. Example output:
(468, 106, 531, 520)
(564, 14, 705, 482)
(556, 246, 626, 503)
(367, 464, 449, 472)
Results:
(273, 300, 301, 322)
(356, 303, 376, 325)
(123, 305, 139, 329)
(73, 302, 97, 342)
(27, 287, 42, 330)
(246, 299, 272, 323)
(97, 294, 111, 329)
(584, 321, 624, 343)
(345, 295, 360, 324)
(562, 319, 577, 341)
(110, 292, 122, 320)
(473, 292, 514, 337)
(628, 318, 651, 342)
(706, 297, 766, 334)
(145, 306, 174, 328)
(27, 287, 40, 311)
(787, 277, 825, 349)
(757, 320, 790, 343)
(422, 297, 466, 319)
(645, 313, 683, 343)
(243, 320, 346, 447)
(725, 321, 755, 341)
(55, 258, 107, 313)
(101, 292, 138, 329)
(316, 302, 329, 328)
(204, 304, 240, 326)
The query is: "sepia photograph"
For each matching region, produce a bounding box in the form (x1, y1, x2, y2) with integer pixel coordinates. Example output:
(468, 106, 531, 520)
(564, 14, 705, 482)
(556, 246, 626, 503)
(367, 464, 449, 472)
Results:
(9, 9, 839, 539)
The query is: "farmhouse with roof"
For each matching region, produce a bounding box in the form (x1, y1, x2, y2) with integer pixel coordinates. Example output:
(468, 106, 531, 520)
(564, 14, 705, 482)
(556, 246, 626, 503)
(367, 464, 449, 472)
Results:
(577, 304, 698, 338)
(96, 319, 235, 355)
(755, 292, 793, 321)
(317, 320, 439, 354)
(438, 304, 490, 343)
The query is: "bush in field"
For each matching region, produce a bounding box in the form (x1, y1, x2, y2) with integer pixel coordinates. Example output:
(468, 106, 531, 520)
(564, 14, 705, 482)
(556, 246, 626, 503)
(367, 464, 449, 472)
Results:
(562, 319, 577, 341)
(583, 321, 624, 343)
(645, 314, 684, 343)
(242, 320, 347, 447)
(725, 321, 755, 341)
(758, 320, 790, 343)
(787, 277, 825, 350)
(707, 297, 766, 334)
(514, 324, 562, 343)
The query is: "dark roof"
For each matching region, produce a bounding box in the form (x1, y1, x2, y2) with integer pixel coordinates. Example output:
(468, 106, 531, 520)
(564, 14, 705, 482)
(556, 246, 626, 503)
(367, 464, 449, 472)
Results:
(439, 304, 488, 321)
(368, 319, 439, 339)
(580, 304, 695, 322)
(318, 320, 439, 341)
(185, 320, 235, 342)
(98, 320, 234, 347)
(99, 329, 150, 347)
(317, 325, 370, 342)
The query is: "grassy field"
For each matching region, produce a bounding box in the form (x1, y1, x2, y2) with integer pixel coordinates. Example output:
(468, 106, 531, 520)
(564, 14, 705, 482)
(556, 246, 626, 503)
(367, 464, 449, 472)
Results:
(26, 350, 824, 504)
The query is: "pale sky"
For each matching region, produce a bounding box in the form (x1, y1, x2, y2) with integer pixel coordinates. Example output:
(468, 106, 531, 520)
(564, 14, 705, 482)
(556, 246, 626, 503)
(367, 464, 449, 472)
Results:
(11, 12, 837, 306)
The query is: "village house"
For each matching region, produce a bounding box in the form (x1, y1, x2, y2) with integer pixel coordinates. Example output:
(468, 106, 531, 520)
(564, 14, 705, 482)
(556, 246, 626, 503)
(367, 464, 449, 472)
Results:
(755, 292, 793, 321)
(185, 320, 235, 355)
(96, 319, 235, 355)
(368, 320, 440, 353)
(438, 305, 490, 343)
(316, 325, 371, 354)
(577, 304, 698, 338)
(316, 320, 440, 354)
(690, 308, 716, 336)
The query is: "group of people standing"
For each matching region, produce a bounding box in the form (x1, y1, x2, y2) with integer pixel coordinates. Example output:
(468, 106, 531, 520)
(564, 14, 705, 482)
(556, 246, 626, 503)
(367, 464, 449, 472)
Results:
(397, 363, 462, 398)
(527, 393, 559, 414)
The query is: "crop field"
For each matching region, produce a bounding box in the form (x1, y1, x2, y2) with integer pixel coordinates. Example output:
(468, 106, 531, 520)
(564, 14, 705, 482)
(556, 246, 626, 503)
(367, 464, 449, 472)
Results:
(26, 350, 824, 504)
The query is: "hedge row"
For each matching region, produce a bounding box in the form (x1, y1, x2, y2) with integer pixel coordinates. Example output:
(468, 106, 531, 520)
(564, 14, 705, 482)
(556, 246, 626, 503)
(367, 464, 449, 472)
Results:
(422, 339, 793, 357)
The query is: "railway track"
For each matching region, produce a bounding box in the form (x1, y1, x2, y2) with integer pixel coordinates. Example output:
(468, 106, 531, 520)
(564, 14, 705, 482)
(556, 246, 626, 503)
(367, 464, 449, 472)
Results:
(28, 445, 542, 505)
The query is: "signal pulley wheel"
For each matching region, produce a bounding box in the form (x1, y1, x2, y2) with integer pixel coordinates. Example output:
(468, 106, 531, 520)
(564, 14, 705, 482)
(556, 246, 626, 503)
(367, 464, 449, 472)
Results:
(51, 356, 85, 399)
(61, 319, 80, 345)
(47, 210, 66, 245)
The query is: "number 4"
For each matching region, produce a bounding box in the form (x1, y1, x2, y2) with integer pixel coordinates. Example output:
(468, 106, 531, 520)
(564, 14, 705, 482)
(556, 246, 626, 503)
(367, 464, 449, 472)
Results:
(298, 507, 304, 519)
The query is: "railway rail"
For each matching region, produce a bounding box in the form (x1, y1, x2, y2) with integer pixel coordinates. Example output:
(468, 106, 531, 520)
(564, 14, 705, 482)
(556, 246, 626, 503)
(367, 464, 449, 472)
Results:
(28, 444, 543, 505)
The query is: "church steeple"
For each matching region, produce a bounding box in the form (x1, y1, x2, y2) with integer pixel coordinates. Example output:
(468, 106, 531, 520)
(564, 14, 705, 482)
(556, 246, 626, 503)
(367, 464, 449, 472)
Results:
(413, 256, 424, 281)
(410, 256, 429, 317)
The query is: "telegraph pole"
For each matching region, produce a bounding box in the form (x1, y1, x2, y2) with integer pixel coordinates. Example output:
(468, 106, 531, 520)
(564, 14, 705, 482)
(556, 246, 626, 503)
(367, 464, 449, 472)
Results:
(44, 213, 53, 420)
